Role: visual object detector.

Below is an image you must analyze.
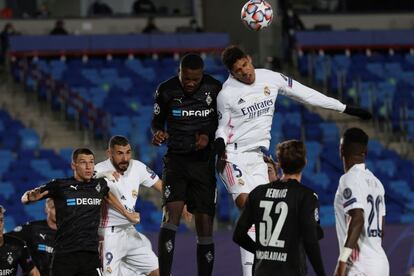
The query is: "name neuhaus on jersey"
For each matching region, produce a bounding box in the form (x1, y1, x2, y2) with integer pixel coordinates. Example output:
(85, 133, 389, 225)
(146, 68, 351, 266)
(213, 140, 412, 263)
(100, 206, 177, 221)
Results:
(241, 99, 274, 119)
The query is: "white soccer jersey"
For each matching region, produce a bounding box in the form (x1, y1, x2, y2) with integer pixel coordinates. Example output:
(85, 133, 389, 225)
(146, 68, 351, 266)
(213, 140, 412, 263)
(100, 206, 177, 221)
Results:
(215, 69, 346, 152)
(96, 159, 159, 227)
(334, 163, 389, 275)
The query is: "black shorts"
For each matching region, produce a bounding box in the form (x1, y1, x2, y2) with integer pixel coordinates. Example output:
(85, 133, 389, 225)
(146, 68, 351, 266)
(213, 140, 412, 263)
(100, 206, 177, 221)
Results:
(162, 152, 216, 216)
(50, 251, 102, 276)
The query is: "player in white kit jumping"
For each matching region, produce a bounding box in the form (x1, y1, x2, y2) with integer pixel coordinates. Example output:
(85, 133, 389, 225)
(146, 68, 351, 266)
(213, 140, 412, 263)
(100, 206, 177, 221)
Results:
(95, 136, 162, 276)
(334, 128, 389, 276)
(214, 45, 372, 276)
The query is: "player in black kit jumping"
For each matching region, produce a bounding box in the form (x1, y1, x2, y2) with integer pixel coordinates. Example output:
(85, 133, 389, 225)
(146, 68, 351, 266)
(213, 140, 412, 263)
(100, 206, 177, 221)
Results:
(233, 140, 326, 276)
(8, 199, 56, 276)
(0, 205, 40, 276)
(151, 53, 222, 276)
(21, 148, 139, 276)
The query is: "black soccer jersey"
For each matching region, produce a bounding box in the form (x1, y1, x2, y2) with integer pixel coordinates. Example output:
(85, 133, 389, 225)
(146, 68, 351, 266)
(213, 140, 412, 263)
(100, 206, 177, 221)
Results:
(235, 179, 323, 276)
(39, 177, 109, 254)
(152, 75, 222, 154)
(0, 235, 35, 276)
(8, 220, 56, 275)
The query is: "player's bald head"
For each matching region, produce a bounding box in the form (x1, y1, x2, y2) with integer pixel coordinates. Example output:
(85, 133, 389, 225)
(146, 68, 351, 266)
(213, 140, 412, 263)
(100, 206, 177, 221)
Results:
(341, 127, 368, 158)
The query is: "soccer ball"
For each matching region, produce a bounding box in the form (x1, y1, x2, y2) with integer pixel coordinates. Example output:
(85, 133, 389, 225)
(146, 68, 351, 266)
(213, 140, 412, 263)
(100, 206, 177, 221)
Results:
(241, 0, 273, 31)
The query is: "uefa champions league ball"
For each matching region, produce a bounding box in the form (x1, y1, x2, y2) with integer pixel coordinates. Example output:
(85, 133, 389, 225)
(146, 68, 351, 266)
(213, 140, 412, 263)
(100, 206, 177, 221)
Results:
(241, 0, 274, 31)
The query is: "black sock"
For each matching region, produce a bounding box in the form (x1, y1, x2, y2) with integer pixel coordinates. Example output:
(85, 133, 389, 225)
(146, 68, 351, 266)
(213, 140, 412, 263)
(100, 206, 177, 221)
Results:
(158, 223, 177, 276)
(197, 237, 215, 276)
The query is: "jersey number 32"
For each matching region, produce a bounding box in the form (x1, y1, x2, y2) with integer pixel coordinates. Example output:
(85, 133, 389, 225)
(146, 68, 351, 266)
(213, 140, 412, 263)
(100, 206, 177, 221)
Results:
(259, 200, 288, 248)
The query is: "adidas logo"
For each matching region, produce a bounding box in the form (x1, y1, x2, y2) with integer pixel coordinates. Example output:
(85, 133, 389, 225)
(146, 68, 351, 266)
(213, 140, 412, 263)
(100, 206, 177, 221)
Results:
(238, 98, 245, 104)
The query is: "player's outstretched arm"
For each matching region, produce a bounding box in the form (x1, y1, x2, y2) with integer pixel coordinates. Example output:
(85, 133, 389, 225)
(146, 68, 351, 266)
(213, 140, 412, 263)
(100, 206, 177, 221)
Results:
(334, 208, 364, 276)
(105, 191, 140, 224)
(21, 187, 48, 204)
(280, 77, 371, 120)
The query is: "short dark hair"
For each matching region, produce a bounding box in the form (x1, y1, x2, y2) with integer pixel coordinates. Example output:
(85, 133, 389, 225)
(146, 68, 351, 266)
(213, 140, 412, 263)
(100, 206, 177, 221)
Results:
(276, 140, 306, 174)
(221, 45, 248, 71)
(263, 155, 277, 171)
(72, 148, 94, 162)
(342, 127, 368, 156)
(180, 53, 204, 70)
(109, 135, 130, 149)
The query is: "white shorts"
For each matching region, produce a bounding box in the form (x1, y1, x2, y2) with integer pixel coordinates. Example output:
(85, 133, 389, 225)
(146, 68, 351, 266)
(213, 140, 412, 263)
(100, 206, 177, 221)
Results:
(100, 225, 158, 276)
(347, 257, 390, 276)
(219, 149, 269, 200)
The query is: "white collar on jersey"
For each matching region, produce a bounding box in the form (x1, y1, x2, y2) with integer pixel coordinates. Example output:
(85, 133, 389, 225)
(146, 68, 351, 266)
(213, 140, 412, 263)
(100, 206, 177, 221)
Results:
(350, 163, 366, 171)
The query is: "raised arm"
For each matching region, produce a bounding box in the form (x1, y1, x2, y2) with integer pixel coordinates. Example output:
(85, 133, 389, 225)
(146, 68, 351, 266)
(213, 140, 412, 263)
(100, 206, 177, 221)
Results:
(279, 76, 371, 120)
(21, 186, 49, 204)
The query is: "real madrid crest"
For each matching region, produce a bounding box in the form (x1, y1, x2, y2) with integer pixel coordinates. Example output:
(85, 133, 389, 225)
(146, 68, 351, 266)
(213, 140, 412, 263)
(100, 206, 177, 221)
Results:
(238, 179, 245, 186)
(132, 189, 138, 198)
(205, 92, 212, 106)
(264, 86, 271, 96)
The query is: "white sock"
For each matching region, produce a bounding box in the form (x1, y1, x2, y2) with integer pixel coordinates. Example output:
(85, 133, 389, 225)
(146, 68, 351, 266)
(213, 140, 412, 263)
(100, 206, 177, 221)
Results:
(240, 225, 255, 276)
